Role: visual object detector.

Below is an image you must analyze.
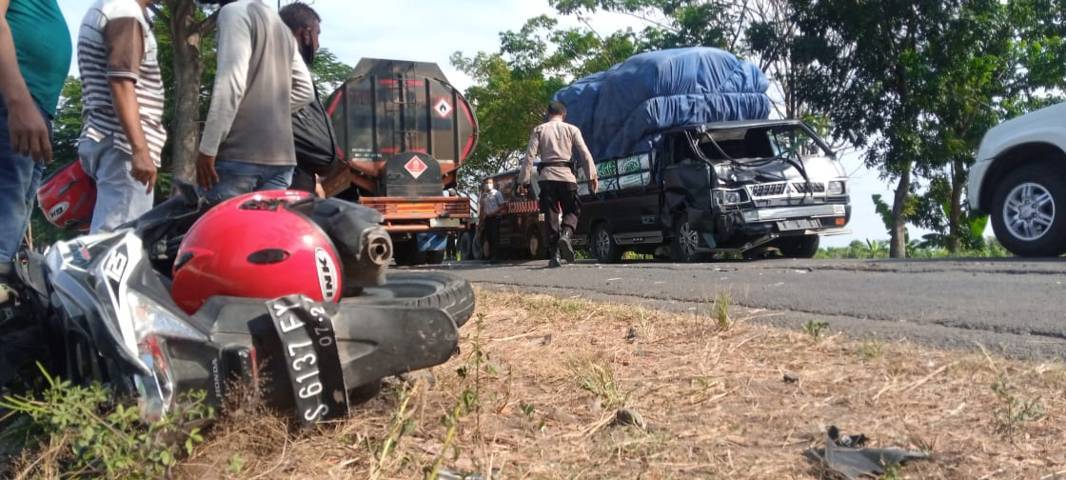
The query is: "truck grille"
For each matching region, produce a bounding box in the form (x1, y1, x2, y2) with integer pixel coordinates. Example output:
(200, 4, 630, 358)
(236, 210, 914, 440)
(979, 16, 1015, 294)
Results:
(791, 183, 826, 194)
(750, 183, 787, 197)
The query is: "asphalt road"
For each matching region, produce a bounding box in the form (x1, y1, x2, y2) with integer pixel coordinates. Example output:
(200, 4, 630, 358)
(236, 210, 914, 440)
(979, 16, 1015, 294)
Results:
(419, 258, 1066, 360)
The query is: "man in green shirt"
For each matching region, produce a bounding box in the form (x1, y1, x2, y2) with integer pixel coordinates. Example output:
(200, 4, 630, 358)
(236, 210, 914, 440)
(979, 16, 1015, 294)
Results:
(0, 0, 71, 300)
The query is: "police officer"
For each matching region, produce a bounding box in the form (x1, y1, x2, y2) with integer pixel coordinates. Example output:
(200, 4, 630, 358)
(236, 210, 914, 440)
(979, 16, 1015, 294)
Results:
(520, 101, 598, 268)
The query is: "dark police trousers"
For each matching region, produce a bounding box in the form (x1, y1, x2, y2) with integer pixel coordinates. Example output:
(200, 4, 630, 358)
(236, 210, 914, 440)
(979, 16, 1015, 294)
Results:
(538, 180, 581, 255)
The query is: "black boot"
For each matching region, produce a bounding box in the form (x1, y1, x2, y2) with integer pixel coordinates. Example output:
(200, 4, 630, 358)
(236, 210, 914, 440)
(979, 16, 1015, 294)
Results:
(558, 227, 576, 264)
(548, 252, 562, 268)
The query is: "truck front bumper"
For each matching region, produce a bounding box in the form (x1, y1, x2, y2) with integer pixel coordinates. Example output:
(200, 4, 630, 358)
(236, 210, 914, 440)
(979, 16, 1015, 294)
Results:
(741, 203, 847, 224)
(727, 202, 851, 239)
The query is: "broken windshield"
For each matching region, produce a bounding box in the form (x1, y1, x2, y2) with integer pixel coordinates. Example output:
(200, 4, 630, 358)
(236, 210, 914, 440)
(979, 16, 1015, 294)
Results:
(695, 125, 829, 163)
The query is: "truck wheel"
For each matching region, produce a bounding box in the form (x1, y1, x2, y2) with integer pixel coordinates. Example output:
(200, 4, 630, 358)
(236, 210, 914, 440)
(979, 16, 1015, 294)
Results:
(671, 215, 701, 263)
(775, 235, 820, 259)
(425, 250, 446, 265)
(346, 272, 476, 327)
(527, 226, 547, 259)
(393, 242, 427, 266)
(591, 223, 623, 263)
(458, 232, 473, 261)
(992, 162, 1066, 257)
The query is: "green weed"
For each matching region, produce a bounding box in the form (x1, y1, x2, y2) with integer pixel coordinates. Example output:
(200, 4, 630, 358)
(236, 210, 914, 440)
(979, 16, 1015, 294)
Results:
(573, 359, 627, 410)
(802, 320, 830, 341)
(0, 365, 213, 479)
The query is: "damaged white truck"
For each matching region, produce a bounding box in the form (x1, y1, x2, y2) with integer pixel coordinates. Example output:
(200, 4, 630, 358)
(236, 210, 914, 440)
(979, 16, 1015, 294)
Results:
(554, 48, 851, 262)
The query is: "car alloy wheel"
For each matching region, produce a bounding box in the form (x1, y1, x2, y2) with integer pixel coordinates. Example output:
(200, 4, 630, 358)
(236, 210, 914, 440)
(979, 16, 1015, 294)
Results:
(678, 221, 699, 258)
(1003, 182, 1056, 242)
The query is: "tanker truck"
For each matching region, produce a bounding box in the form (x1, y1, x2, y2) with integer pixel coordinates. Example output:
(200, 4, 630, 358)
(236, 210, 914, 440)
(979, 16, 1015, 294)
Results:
(322, 59, 478, 266)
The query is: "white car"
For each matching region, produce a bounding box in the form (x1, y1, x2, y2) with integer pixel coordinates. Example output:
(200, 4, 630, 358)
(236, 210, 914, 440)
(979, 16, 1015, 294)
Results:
(969, 102, 1066, 257)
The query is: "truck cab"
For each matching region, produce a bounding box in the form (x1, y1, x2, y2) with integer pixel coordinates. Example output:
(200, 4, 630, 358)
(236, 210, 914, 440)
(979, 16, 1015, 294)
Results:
(576, 119, 851, 262)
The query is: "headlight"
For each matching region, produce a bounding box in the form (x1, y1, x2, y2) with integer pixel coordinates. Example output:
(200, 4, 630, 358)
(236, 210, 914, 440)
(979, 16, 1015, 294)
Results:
(714, 189, 748, 207)
(127, 291, 208, 422)
(828, 181, 847, 195)
(127, 291, 207, 343)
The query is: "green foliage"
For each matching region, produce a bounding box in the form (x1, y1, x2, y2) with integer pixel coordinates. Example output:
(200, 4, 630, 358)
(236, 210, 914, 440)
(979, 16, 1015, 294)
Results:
(451, 16, 636, 191)
(53, 77, 83, 166)
(991, 372, 1045, 438)
(311, 48, 354, 94)
(802, 320, 829, 340)
(817, 238, 1009, 259)
(0, 366, 213, 479)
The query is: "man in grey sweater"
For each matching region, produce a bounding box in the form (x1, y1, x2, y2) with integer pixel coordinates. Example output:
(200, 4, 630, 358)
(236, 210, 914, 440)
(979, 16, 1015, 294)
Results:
(196, 0, 313, 202)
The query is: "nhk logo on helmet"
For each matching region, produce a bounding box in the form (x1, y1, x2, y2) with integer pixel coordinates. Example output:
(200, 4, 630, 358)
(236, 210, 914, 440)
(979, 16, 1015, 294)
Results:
(48, 201, 70, 222)
(315, 248, 338, 300)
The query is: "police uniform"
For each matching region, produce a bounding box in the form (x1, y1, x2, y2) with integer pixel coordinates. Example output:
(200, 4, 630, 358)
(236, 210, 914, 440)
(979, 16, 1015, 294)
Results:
(520, 119, 597, 265)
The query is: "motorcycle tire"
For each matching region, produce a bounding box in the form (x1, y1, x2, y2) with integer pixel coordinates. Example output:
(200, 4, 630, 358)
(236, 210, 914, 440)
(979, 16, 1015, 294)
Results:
(344, 272, 476, 327)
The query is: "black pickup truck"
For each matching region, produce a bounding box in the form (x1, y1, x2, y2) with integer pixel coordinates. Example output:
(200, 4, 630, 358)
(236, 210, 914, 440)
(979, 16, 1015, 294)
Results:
(574, 119, 851, 262)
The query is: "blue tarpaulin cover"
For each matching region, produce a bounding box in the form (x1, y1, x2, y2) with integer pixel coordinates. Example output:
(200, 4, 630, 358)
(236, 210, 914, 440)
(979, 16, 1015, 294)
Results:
(554, 47, 772, 161)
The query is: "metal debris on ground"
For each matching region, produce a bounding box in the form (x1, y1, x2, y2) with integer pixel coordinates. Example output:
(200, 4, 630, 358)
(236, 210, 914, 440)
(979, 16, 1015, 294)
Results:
(806, 426, 929, 479)
(612, 408, 648, 430)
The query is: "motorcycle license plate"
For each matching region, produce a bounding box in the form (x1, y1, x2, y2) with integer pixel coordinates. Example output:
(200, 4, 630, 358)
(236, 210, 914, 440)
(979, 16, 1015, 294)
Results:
(267, 296, 348, 426)
(777, 219, 821, 232)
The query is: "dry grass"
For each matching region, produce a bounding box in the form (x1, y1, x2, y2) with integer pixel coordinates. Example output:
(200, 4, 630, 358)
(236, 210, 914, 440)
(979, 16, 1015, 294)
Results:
(176, 289, 1066, 479)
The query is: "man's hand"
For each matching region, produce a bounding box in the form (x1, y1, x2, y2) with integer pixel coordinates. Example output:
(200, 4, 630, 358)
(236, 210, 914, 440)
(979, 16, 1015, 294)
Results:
(314, 175, 326, 198)
(6, 98, 52, 163)
(590, 178, 599, 194)
(196, 153, 219, 189)
(130, 148, 157, 193)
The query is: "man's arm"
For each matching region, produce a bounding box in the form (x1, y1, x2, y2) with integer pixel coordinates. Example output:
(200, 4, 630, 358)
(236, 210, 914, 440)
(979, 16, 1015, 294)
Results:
(289, 38, 313, 111)
(197, 5, 251, 188)
(518, 128, 539, 185)
(572, 127, 598, 192)
(0, 0, 51, 163)
(105, 18, 156, 193)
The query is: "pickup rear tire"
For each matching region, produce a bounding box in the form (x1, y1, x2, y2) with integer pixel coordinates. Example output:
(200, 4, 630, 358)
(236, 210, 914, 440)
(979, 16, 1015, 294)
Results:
(345, 272, 476, 327)
(591, 223, 623, 263)
(991, 162, 1066, 257)
(775, 235, 820, 259)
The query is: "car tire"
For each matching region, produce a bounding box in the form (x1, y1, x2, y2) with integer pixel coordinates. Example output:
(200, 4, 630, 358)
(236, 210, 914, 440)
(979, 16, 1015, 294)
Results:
(775, 235, 820, 259)
(591, 222, 623, 263)
(345, 271, 476, 327)
(991, 162, 1066, 257)
(670, 214, 702, 263)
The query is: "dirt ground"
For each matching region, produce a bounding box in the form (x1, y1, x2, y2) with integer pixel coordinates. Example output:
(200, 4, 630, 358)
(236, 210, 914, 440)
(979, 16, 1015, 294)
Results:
(179, 288, 1066, 479)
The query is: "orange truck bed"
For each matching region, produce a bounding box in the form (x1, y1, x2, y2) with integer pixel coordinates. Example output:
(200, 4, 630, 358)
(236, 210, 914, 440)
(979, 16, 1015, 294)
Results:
(359, 197, 470, 233)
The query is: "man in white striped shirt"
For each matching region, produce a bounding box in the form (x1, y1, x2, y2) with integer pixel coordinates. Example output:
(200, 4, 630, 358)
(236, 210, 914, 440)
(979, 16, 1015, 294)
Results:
(76, 0, 164, 233)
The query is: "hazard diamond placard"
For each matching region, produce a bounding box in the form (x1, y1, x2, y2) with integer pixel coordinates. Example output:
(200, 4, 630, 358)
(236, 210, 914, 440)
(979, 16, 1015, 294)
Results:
(434, 98, 453, 119)
(404, 156, 428, 179)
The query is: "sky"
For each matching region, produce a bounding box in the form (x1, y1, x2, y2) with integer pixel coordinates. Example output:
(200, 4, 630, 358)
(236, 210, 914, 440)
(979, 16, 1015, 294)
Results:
(55, 0, 901, 247)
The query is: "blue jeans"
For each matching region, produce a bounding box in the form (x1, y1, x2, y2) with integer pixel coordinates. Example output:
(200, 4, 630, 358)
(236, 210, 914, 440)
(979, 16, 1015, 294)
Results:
(0, 99, 47, 273)
(200, 159, 294, 204)
(79, 136, 156, 234)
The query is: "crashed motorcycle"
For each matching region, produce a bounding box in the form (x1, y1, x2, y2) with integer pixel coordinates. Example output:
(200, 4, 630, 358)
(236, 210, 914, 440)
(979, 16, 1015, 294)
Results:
(7, 185, 473, 425)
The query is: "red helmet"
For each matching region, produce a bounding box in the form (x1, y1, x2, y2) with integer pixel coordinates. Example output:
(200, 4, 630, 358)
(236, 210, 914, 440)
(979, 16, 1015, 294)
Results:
(37, 160, 97, 232)
(171, 190, 344, 315)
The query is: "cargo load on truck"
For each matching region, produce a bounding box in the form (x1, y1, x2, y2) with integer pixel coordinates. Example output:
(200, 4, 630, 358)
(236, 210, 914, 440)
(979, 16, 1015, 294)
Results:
(551, 48, 851, 263)
(322, 59, 479, 265)
(554, 47, 772, 161)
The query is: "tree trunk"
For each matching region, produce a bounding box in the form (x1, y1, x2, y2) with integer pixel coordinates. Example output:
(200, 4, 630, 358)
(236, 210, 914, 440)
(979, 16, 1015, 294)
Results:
(167, 0, 205, 189)
(889, 161, 912, 258)
(947, 157, 965, 253)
